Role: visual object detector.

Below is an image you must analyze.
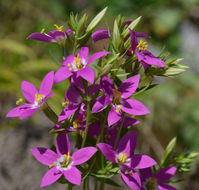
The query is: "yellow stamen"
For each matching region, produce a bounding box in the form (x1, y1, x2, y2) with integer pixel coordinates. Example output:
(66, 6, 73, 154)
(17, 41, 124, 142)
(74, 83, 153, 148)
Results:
(74, 54, 82, 69)
(118, 153, 128, 164)
(16, 98, 24, 105)
(35, 93, 45, 103)
(67, 63, 73, 71)
(115, 105, 123, 113)
(125, 170, 133, 176)
(49, 161, 56, 169)
(62, 99, 70, 107)
(40, 28, 45, 33)
(62, 152, 71, 168)
(113, 89, 122, 105)
(54, 24, 63, 32)
(73, 119, 81, 129)
(137, 40, 148, 51)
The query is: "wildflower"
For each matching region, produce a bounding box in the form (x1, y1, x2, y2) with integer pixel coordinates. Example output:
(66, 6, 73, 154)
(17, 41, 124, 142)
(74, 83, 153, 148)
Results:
(27, 24, 72, 44)
(140, 166, 177, 190)
(97, 130, 156, 190)
(54, 46, 109, 84)
(6, 71, 54, 119)
(92, 75, 149, 126)
(31, 132, 97, 187)
(129, 29, 166, 69)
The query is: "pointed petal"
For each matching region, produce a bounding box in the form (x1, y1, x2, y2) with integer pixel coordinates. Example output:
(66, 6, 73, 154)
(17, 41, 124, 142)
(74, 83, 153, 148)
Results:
(91, 29, 110, 43)
(58, 105, 78, 122)
(122, 99, 150, 115)
(56, 132, 71, 155)
(39, 71, 54, 96)
(54, 67, 72, 84)
(121, 169, 141, 190)
(40, 167, 62, 187)
(62, 55, 75, 66)
(27, 33, 55, 42)
(72, 147, 97, 166)
(129, 29, 137, 52)
(92, 95, 111, 113)
(118, 130, 137, 157)
(21, 81, 38, 103)
(87, 51, 109, 65)
(63, 167, 81, 185)
(48, 31, 66, 42)
(78, 46, 89, 60)
(118, 74, 140, 99)
(122, 117, 140, 128)
(135, 51, 149, 69)
(139, 167, 153, 183)
(131, 154, 156, 169)
(66, 84, 82, 104)
(19, 108, 38, 119)
(43, 92, 55, 102)
(77, 67, 95, 84)
(122, 19, 133, 26)
(108, 107, 121, 126)
(97, 143, 117, 163)
(135, 32, 151, 38)
(31, 147, 58, 165)
(155, 167, 177, 184)
(6, 104, 31, 118)
(100, 76, 115, 96)
(159, 184, 177, 190)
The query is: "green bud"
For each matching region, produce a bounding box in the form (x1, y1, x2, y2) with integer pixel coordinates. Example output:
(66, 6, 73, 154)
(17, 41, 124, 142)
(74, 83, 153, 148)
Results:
(100, 64, 112, 77)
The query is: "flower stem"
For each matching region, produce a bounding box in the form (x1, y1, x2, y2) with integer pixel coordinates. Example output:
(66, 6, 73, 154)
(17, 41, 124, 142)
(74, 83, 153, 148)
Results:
(94, 178, 98, 190)
(67, 183, 73, 190)
(114, 113, 125, 149)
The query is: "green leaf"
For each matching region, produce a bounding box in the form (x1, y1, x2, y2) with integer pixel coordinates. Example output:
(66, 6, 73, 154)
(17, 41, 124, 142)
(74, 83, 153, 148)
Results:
(76, 13, 88, 36)
(86, 7, 108, 33)
(160, 137, 176, 167)
(104, 179, 121, 187)
(112, 19, 121, 52)
(121, 16, 142, 38)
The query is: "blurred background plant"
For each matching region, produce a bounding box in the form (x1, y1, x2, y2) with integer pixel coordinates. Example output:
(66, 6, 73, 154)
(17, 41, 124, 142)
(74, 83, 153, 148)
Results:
(0, 0, 199, 189)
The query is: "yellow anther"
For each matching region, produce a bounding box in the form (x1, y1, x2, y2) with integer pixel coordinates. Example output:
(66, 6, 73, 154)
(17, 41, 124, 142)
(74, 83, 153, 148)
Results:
(40, 28, 45, 33)
(35, 93, 45, 103)
(49, 161, 56, 169)
(113, 89, 122, 105)
(16, 98, 24, 105)
(62, 152, 71, 168)
(74, 54, 82, 69)
(146, 177, 157, 190)
(137, 40, 148, 51)
(118, 153, 128, 164)
(73, 119, 81, 129)
(54, 24, 63, 32)
(115, 105, 123, 113)
(125, 170, 133, 176)
(62, 99, 70, 107)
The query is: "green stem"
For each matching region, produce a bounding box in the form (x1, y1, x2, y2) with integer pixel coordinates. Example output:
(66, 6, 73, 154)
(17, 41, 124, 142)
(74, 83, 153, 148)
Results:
(99, 180, 105, 190)
(94, 179, 98, 190)
(114, 113, 125, 149)
(81, 99, 91, 148)
(83, 178, 87, 190)
(67, 183, 73, 190)
(87, 176, 90, 190)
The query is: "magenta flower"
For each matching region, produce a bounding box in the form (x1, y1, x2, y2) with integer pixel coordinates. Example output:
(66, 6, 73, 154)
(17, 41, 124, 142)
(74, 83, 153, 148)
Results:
(31, 132, 97, 187)
(6, 71, 54, 119)
(129, 29, 166, 69)
(92, 74, 149, 126)
(91, 29, 110, 43)
(97, 130, 156, 190)
(54, 46, 109, 84)
(140, 166, 177, 190)
(28, 24, 72, 44)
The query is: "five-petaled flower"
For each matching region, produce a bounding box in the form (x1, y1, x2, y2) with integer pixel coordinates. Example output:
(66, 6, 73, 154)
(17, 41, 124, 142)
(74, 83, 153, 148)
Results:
(92, 74, 149, 126)
(97, 130, 156, 190)
(54, 46, 109, 84)
(31, 132, 97, 187)
(6, 71, 54, 119)
(28, 24, 72, 44)
(140, 166, 177, 190)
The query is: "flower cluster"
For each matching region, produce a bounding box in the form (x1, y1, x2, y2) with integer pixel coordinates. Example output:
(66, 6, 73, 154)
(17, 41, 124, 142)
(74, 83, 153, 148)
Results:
(6, 7, 194, 190)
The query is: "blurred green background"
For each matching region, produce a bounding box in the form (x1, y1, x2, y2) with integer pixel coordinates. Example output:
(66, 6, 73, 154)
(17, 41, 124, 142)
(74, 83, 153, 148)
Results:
(0, 0, 199, 189)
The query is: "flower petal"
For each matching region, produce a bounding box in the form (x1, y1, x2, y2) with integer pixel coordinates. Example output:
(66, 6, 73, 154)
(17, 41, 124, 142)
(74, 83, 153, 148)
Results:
(100, 76, 115, 96)
(6, 104, 31, 118)
(58, 105, 78, 122)
(87, 51, 109, 65)
(108, 107, 121, 126)
(31, 147, 58, 165)
(122, 117, 140, 128)
(48, 30, 66, 42)
(19, 108, 38, 119)
(131, 154, 156, 169)
(56, 132, 71, 155)
(39, 71, 54, 96)
(63, 167, 81, 185)
(122, 99, 150, 115)
(97, 143, 117, 163)
(158, 184, 177, 190)
(40, 167, 62, 187)
(91, 29, 110, 43)
(118, 74, 140, 99)
(54, 67, 72, 84)
(27, 33, 55, 42)
(77, 67, 95, 84)
(129, 29, 137, 53)
(66, 84, 82, 104)
(118, 130, 137, 157)
(78, 46, 89, 60)
(72, 147, 98, 166)
(155, 167, 177, 184)
(92, 95, 111, 113)
(62, 55, 75, 66)
(21, 81, 38, 103)
(121, 169, 141, 190)
(139, 167, 153, 183)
